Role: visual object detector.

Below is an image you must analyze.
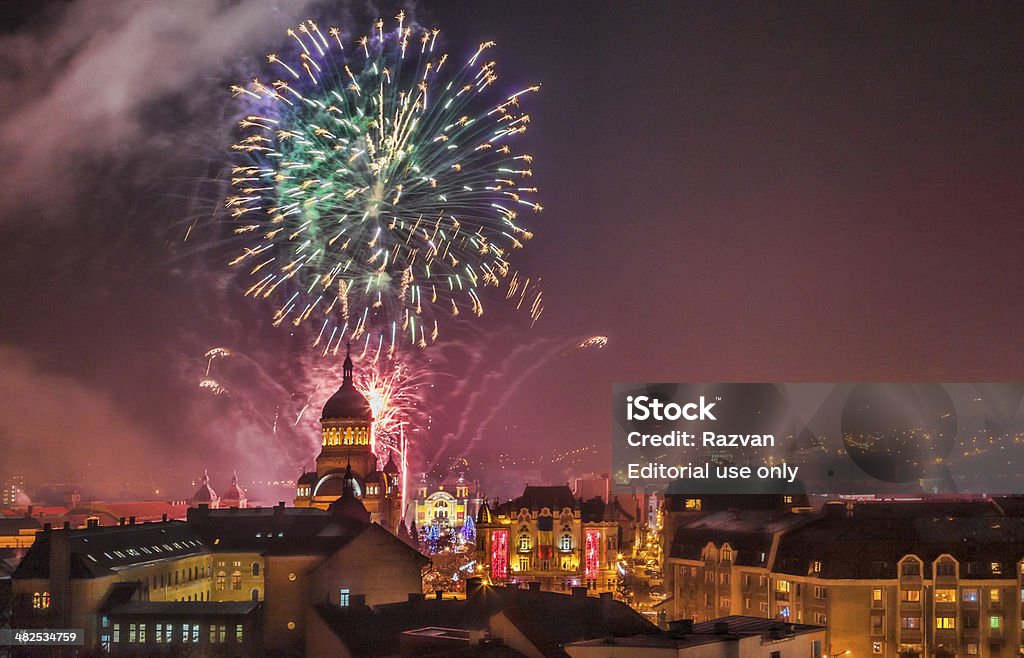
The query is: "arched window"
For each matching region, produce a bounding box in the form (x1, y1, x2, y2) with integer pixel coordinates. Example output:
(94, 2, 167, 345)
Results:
(216, 571, 226, 591)
(559, 533, 573, 552)
(231, 571, 242, 590)
(252, 563, 260, 577)
(251, 589, 259, 602)
(518, 533, 532, 553)
(32, 592, 50, 609)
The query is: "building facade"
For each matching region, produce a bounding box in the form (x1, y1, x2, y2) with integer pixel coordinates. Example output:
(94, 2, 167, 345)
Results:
(410, 474, 481, 535)
(662, 497, 1024, 658)
(475, 485, 633, 593)
(10, 499, 428, 656)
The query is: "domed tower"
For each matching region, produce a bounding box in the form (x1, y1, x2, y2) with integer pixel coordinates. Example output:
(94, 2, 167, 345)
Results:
(317, 344, 376, 481)
(294, 345, 380, 513)
(190, 469, 220, 509)
(220, 471, 247, 509)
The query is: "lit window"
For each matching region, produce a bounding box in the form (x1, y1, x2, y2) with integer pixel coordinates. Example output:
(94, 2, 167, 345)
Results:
(721, 548, 733, 562)
(900, 589, 920, 602)
(32, 591, 50, 610)
(990, 616, 1001, 629)
(989, 588, 1001, 603)
(340, 588, 350, 607)
(236, 624, 243, 643)
(872, 588, 883, 602)
(935, 589, 956, 603)
(777, 580, 791, 593)
(901, 616, 920, 629)
(685, 498, 701, 510)
(518, 533, 531, 552)
(936, 616, 956, 630)
(216, 571, 227, 590)
(559, 533, 573, 552)
(963, 588, 979, 602)
(873, 641, 883, 654)
(231, 571, 242, 590)
(991, 562, 1002, 575)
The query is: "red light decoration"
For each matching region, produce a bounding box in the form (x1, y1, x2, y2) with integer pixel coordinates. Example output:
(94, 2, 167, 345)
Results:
(585, 529, 600, 580)
(491, 529, 509, 580)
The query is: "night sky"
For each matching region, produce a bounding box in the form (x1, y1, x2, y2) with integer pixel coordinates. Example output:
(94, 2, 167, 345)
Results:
(1, 1, 1022, 501)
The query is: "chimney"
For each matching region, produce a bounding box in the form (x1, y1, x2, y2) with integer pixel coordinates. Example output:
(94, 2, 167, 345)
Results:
(62, 521, 70, 530)
(118, 517, 126, 526)
(668, 619, 694, 634)
(527, 581, 541, 592)
(599, 591, 614, 622)
(465, 578, 485, 596)
(713, 620, 730, 634)
(25, 506, 33, 518)
(49, 525, 72, 628)
(86, 519, 98, 529)
(571, 586, 588, 598)
(434, 590, 444, 601)
(199, 503, 209, 510)
(408, 593, 425, 602)
(278, 501, 285, 508)
(129, 516, 136, 526)
(162, 513, 168, 522)
(43, 522, 52, 532)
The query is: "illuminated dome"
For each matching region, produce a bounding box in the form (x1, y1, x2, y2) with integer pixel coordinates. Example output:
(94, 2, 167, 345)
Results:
(321, 345, 373, 421)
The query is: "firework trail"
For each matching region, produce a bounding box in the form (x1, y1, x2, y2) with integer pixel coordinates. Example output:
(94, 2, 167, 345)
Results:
(226, 13, 544, 358)
(423, 333, 610, 475)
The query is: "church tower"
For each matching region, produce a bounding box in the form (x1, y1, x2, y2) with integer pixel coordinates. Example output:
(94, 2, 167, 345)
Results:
(294, 345, 402, 531)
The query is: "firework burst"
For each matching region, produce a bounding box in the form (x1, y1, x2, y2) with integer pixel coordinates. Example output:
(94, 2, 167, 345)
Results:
(354, 357, 427, 520)
(226, 13, 544, 358)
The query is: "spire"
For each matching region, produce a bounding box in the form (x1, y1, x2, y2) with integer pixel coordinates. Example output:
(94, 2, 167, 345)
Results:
(342, 460, 355, 497)
(201, 469, 210, 486)
(343, 341, 353, 384)
(231, 471, 238, 487)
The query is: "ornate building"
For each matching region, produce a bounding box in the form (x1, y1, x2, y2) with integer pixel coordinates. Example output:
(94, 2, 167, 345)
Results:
(293, 347, 403, 531)
(411, 474, 482, 535)
(474, 485, 633, 594)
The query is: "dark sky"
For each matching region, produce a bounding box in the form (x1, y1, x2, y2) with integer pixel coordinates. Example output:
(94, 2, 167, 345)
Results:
(1, 1, 1022, 500)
